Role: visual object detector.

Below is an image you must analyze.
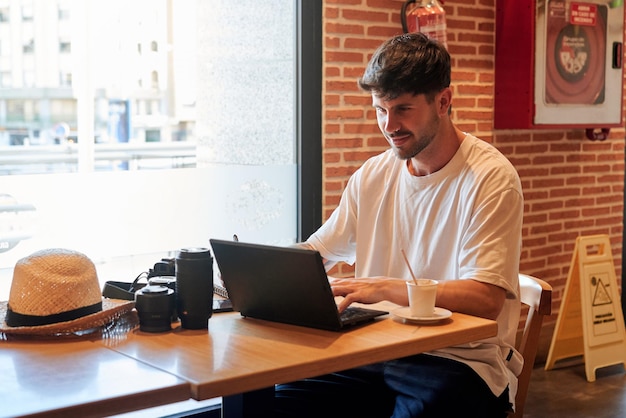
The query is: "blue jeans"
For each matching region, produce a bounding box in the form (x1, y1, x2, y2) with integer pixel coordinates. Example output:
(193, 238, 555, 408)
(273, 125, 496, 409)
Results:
(274, 353, 512, 418)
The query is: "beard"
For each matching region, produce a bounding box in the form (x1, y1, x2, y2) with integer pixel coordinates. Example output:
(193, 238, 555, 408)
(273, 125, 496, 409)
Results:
(393, 132, 434, 160)
(389, 115, 439, 160)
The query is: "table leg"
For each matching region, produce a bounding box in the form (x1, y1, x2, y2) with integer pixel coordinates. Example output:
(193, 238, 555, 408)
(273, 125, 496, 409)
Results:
(221, 387, 274, 418)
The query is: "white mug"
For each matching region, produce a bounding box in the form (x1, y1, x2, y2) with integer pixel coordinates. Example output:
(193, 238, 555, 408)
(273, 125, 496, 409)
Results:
(406, 279, 438, 317)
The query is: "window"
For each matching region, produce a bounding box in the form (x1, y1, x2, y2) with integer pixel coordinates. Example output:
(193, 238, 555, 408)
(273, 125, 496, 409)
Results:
(6, 100, 24, 121)
(0, 0, 321, 298)
(59, 71, 72, 87)
(151, 71, 159, 90)
(0, 7, 9, 22)
(22, 100, 35, 122)
(22, 4, 33, 21)
(50, 99, 76, 122)
(22, 39, 34, 54)
(59, 41, 71, 53)
(57, 3, 69, 20)
(0, 71, 11, 87)
(145, 129, 160, 143)
(23, 71, 34, 87)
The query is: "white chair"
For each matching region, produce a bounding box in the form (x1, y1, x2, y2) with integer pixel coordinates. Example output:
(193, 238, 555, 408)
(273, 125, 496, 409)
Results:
(510, 274, 553, 418)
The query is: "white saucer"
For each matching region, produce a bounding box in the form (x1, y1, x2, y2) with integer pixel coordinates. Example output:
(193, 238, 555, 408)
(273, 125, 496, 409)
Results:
(392, 307, 452, 324)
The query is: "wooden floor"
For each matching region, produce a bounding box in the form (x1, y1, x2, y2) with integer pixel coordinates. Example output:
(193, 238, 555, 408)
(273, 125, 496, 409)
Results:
(523, 358, 626, 418)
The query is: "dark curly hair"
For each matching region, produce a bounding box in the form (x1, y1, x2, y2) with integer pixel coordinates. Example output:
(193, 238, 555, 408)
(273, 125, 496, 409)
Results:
(358, 32, 450, 103)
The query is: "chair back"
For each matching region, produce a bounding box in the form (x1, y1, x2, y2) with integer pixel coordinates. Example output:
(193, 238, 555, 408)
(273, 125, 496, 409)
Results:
(510, 274, 552, 418)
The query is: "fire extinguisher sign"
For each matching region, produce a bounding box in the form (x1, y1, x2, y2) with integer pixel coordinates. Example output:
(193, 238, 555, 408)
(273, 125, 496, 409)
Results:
(570, 3, 597, 26)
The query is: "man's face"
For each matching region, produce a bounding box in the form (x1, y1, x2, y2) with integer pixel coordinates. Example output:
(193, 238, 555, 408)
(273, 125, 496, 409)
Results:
(373, 92, 439, 160)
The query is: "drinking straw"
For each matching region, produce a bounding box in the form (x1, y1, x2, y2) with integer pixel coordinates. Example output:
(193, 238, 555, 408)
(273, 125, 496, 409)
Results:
(401, 249, 418, 285)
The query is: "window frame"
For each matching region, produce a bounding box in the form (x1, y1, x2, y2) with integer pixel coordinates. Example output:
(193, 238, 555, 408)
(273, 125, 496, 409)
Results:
(297, 0, 322, 241)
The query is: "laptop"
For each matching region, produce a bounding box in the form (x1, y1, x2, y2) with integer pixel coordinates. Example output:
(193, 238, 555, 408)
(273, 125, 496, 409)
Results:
(209, 239, 388, 331)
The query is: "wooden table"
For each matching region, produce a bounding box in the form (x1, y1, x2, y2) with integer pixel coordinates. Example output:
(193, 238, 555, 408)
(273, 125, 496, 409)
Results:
(1, 306, 496, 418)
(0, 335, 190, 418)
(99, 305, 497, 417)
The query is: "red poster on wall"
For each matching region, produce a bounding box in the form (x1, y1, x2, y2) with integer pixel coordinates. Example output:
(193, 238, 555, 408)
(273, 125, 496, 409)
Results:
(544, 1, 607, 105)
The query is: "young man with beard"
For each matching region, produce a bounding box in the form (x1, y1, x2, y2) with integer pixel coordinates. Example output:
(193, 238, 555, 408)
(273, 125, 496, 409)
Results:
(275, 32, 523, 418)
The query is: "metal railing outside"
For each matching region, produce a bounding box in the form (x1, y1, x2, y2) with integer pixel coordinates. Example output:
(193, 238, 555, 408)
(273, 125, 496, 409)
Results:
(0, 141, 197, 174)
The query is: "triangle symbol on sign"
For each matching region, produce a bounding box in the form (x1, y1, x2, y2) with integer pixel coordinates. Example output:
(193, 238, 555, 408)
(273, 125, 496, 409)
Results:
(592, 278, 612, 306)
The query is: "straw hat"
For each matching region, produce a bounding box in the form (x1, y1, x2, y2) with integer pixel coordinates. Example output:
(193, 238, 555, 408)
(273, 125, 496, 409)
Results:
(0, 248, 134, 336)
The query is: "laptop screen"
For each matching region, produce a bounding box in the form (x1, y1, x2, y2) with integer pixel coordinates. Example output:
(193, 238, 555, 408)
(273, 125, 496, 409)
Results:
(210, 239, 349, 330)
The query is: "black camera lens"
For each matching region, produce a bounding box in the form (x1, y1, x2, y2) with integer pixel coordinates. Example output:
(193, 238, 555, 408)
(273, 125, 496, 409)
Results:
(176, 247, 213, 330)
(135, 285, 175, 333)
(148, 276, 177, 322)
(149, 275, 176, 291)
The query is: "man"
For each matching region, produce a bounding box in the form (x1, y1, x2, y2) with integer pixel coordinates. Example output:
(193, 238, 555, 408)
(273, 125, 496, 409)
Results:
(275, 32, 523, 417)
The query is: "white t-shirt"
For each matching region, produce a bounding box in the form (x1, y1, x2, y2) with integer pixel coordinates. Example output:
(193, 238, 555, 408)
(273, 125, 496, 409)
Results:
(307, 133, 524, 405)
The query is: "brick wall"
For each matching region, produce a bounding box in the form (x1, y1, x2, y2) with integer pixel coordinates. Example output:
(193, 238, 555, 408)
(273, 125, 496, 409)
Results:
(322, 0, 626, 333)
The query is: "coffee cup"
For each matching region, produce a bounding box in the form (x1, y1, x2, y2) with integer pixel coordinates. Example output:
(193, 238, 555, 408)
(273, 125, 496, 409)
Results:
(406, 279, 438, 317)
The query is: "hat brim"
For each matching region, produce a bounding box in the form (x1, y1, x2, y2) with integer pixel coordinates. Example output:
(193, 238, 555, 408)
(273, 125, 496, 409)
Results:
(0, 298, 135, 336)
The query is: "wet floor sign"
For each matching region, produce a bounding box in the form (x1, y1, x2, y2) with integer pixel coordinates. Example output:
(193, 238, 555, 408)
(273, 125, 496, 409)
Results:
(545, 234, 626, 382)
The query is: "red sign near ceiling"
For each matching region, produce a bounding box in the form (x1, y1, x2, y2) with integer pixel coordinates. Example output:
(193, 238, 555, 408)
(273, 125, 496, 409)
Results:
(570, 3, 597, 26)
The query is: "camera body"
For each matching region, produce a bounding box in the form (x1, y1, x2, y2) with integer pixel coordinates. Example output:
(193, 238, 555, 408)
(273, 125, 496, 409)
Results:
(149, 258, 175, 278)
(134, 259, 177, 331)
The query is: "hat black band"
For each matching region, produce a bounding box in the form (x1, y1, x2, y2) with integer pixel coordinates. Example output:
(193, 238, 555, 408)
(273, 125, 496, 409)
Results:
(5, 301, 103, 327)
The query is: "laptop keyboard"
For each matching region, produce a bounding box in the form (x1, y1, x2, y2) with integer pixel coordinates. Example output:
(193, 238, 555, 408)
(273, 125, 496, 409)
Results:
(340, 306, 385, 324)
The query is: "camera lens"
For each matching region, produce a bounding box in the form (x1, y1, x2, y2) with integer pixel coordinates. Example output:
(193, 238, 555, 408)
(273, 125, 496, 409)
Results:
(176, 247, 213, 330)
(148, 276, 177, 322)
(135, 285, 175, 333)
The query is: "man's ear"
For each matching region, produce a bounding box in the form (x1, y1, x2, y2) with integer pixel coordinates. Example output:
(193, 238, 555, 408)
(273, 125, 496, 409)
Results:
(438, 88, 452, 116)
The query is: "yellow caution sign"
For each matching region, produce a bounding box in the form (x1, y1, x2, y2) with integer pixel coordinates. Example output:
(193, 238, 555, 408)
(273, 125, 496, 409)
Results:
(545, 234, 626, 382)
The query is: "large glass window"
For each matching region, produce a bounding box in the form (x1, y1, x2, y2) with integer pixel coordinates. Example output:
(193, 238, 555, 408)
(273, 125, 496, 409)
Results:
(0, 0, 321, 298)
